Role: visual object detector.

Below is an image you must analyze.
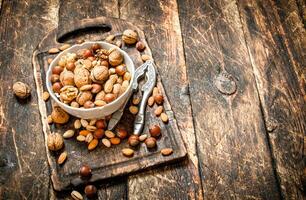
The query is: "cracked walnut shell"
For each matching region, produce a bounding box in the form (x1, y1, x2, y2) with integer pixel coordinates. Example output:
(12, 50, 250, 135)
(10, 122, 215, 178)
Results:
(74, 67, 91, 88)
(12, 82, 31, 99)
(90, 65, 109, 83)
(47, 133, 64, 151)
(60, 85, 78, 103)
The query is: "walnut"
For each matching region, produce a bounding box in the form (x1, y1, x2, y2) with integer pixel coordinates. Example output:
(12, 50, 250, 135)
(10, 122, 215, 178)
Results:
(51, 106, 70, 124)
(122, 29, 138, 44)
(60, 86, 78, 103)
(60, 70, 75, 86)
(74, 67, 91, 88)
(47, 133, 64, 151)
(12, 82, 31, 99)
(90, 65, 109, 83)
(76, 91, 93, 106)
(108, 50, 123, 66)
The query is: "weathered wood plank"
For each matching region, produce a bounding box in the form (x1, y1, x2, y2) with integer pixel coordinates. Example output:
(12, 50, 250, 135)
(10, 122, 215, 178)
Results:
(237, 0, 306, 199)
(120, 0, 203, 199)
(0, 0, 58, 199)
(178, 0, 282, 199)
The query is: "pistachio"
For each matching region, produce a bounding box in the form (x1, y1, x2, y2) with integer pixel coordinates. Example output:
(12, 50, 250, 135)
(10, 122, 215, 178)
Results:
(80, 119, 89, 127)
(59, 44, 71, 51)
(148, 96, 155, 106)
(48, 47, 60, 54)
(105, 130, 115, 138)
(63, 129, 75, 139)
(102, 138, 111, 147)
(160, 113, 169, 123)
(139, 134, 148, 142)
(74, 119, 81, 129)
(122, 148, 134, 157)
(85, 133, 94, 143)
(71, 190, 83, 200)
(154, 106, 163, 116)
(76, 135, 86, 142)
(86, 125, 97, 132)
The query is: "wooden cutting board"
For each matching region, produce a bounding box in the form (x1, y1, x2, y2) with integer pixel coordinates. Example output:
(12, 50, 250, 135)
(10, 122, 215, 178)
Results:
(32, 16, 186, 191)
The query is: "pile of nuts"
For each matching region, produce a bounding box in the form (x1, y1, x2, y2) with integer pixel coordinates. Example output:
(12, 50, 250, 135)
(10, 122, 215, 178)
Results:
(50, 43, 131, 109)
(42, 29, 174, 199)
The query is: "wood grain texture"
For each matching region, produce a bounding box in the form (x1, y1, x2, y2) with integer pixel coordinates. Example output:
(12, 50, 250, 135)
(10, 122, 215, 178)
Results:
(178, 0, 282, 199)
(0, 0, 58, 199)
(238, 0, 306, 199)
(119, 0, 203, 199)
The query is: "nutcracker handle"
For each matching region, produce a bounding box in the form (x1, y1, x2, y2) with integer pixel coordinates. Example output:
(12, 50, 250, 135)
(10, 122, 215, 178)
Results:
(57, 16, 113, 43)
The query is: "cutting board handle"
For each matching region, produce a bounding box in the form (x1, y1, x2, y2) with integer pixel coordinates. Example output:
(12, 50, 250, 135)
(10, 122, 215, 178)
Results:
(57, 17, 113, 43)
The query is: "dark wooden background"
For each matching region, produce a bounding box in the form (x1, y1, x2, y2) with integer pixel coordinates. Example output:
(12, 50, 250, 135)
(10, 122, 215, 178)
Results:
(0, 0, 305, 199)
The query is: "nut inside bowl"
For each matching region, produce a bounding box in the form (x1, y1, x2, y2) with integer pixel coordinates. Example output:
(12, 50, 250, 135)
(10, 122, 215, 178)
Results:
(46, 41, 135, 119)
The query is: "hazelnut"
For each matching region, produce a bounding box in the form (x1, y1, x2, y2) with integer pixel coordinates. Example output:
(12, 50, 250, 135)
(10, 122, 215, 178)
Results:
(122, 29, 138, 44)
(74, 67, 91, 88)
(94, 129, 104, 139)
(90, 65, 109, 83)
(95, 91, 106, 101)
(66, 62, 75, 71)
(104, 93, 116, 103)
(91, 83, 102, 93)
(100, 60, 109, 68)
(83, 49, 92, 58)
(108, 50, 123, 66)
(52, 82, 62, 93)
(51, 106, 70, 124)
(76, 91, 92, 106)
(91, 43, 101, 52)
(52, 66, 63, 75)
(12, 82, 31, 99)
(60, 70, 75, 86)
(47, 133, 64, 151)
(149, 125, 161, 137)
(84, 100, 95, 108)
(116, 128, 128, 139)
(154, 94, 164, 104)
(84, 185, 97, 198)
(60, 86, 78, 103)
(95, 119, 106, 129)
(115, 64, 127, 76)
(136, 41, 146, 51)
(51, 74, 60, 83)
(145, 137, 157, 148)
(70, 101, 79, 108)
(79, 165, 92, 178)
(128, 135, 140, 146)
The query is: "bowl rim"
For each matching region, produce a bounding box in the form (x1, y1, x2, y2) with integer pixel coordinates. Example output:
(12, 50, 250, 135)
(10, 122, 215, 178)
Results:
(46, 41, 135, 112)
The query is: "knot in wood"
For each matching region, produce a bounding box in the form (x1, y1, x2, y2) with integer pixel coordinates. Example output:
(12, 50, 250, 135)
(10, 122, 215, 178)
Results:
(215, 71, 237, 95)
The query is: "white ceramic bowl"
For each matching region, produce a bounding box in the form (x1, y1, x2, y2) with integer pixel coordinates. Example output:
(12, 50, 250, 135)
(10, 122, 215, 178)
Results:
(46, 41, 135, 119)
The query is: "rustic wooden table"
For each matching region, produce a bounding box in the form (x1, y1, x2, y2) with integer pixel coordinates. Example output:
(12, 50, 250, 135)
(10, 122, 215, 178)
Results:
(0, 0, 305, 199)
